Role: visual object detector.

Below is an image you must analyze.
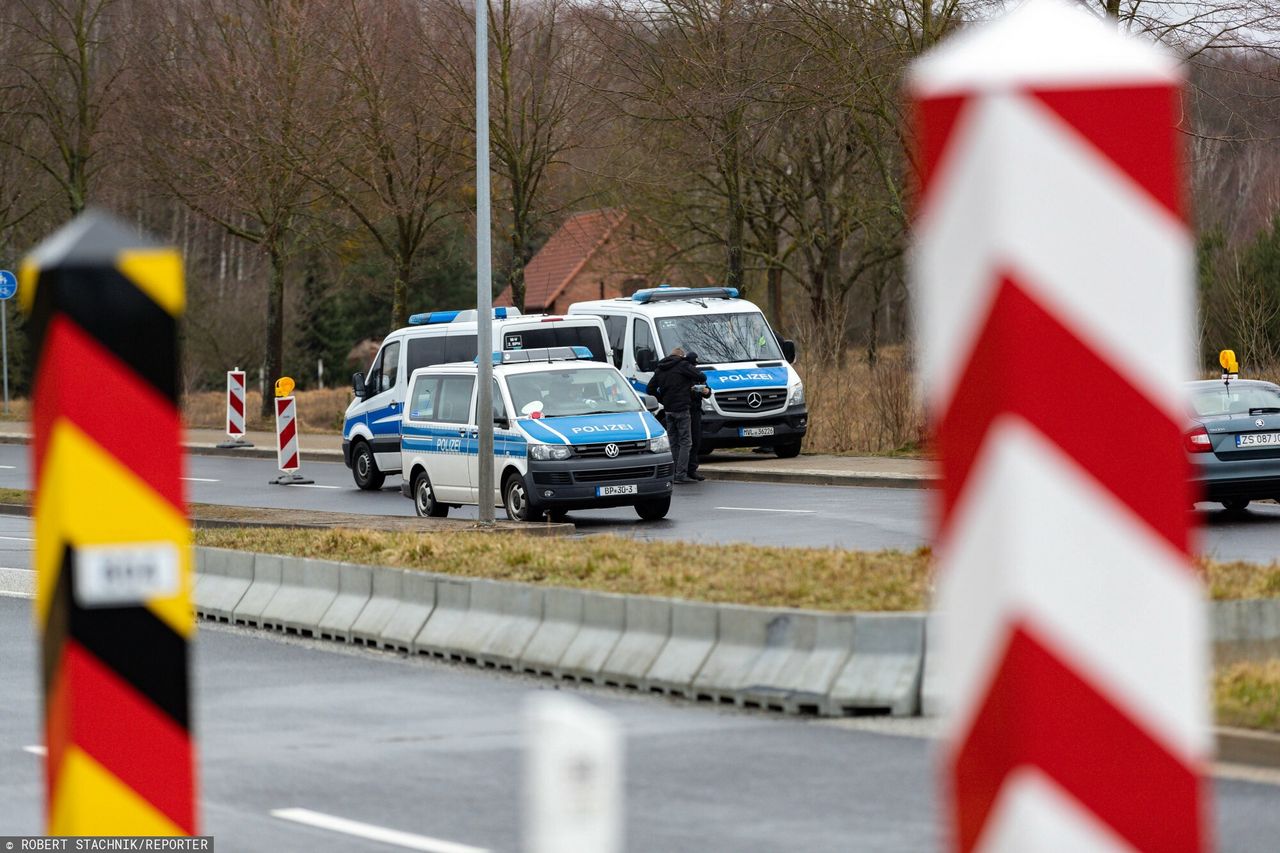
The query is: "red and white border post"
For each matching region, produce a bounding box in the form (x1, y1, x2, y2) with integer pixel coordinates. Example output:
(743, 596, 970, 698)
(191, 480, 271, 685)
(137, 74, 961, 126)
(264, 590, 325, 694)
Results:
(269, 378, 313, 485)
(216, 367, 253, 449)
(910, 2, 1211, 851)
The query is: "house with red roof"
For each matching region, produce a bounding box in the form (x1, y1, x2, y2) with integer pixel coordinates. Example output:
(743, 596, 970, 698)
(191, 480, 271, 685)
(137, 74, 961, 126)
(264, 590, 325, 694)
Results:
(495, 209, 669, 314)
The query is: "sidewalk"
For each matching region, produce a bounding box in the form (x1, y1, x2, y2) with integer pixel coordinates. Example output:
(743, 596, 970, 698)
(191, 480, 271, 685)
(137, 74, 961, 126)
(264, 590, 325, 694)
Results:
(0, 423, 936, 489)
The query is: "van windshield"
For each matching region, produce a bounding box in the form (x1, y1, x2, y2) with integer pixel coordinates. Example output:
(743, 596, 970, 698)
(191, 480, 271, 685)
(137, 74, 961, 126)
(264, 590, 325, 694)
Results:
(507, 368, 641, 418)
(654, 311, 782, 363)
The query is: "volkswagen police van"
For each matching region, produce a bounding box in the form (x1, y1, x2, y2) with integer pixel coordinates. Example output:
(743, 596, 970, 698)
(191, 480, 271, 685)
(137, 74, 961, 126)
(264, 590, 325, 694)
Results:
(399, 347, 674, 522)
(568, 286, 807, 457)
(343, 309, 611, 490)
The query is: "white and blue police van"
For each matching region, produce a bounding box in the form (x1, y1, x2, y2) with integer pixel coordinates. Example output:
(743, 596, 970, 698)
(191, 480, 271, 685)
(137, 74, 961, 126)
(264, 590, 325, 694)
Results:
(568, 286, 807, 457)
(399, 347, 674, 522)
(343, 309, 611, 490)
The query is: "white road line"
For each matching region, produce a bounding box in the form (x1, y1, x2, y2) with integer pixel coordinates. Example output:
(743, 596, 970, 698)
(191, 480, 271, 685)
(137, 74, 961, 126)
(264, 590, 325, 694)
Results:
(0, 535, 34, 542)
(23, 745, 46, 756)
(290, 484, 341, 490)
(270, 808, 488, 853)
(714, 506, 816, 514)
(0, 465, 16, 469)
(182, 477, 220, 483)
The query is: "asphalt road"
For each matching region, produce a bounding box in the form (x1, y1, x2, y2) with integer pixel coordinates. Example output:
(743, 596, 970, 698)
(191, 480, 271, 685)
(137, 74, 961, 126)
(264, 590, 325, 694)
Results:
(1, 596, 1277, 852)
(3, 443, 1280, 559)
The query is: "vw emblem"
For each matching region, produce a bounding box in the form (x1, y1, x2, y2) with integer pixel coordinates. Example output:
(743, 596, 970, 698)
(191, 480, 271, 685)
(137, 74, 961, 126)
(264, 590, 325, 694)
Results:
(747, 391, 763, 409)
(1258, 418, 1267, 427)
(604, 443, 620, 458)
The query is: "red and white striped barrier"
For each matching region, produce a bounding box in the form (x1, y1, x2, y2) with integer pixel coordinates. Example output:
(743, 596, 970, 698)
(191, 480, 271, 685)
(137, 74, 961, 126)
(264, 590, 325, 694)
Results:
(216, 367, 253, 449)
(910, 3, 1210, 851)
(270, 395, 313, 485)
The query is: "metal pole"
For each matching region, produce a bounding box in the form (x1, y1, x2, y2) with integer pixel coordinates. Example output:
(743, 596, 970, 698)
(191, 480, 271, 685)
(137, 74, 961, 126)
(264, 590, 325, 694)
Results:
(2, 299, 9, 416)
(476, 0, 495, 525)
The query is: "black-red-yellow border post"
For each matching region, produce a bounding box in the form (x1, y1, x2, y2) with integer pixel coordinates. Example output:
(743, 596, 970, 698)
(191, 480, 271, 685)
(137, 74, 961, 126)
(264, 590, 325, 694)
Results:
(20, 211, 197, 835)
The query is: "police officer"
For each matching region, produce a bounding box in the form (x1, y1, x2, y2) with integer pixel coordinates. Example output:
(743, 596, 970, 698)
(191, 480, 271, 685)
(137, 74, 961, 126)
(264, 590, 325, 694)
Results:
(646, 346, 706, 484)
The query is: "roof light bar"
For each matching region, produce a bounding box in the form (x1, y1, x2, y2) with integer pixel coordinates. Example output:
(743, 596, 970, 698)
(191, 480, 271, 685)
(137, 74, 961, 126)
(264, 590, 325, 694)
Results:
(475, 346, 593, 365)
(408, 307, 519, 325)
(631, 285, 740, 304)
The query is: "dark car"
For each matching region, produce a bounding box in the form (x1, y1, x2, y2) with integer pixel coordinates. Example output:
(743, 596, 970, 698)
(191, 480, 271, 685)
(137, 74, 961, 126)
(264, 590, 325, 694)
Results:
(1185, 378, 1280, 511)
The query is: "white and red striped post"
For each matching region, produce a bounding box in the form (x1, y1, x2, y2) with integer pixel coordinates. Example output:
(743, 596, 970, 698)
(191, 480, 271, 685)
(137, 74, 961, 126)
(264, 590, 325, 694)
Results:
(910, 2, 1210, 851)
(269, 391, 313, 486)
(216, 367, 254, 449)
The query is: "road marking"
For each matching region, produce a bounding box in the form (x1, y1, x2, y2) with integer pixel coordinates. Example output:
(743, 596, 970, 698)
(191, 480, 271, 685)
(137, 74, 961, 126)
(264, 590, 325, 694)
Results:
(714, 506, 816, 514)
(270, 808, 488, 853)
(23, 745, 46, 756)
(0, 535, 34, 542)
(290, 484, 341, 490)
(0, 465, 15, 469)
(182, 477, 220, 483)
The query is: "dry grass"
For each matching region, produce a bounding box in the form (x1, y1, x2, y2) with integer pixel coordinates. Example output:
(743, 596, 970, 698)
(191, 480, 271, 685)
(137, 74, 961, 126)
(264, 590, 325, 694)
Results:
(1205, 558, 1280, 600)
(195, 527, 933, 612)
(1215, 661, 1280, 732)
(798, 347, 926, 457)
(182, 388, 351, 434)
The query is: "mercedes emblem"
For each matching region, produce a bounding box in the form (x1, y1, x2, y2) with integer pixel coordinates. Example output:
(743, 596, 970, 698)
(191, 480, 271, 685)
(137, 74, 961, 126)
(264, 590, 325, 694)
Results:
(747, 391, 763, 409)
(604, 443, 620, 458)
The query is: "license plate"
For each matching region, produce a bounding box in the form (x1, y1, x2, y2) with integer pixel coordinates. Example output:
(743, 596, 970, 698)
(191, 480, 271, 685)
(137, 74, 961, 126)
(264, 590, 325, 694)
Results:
(739, 426, 775, 437)
(596, 484, 638, 496)
(1236, 432, 1280, 447)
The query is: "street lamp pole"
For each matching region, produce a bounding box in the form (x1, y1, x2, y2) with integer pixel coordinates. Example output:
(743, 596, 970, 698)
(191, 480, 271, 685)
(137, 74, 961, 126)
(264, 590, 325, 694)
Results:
(476, 0, 495, 525)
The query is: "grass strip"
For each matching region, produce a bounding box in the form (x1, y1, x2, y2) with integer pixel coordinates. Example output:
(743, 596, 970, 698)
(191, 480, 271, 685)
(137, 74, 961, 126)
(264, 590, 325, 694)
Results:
(1215, 661, 1280, 733)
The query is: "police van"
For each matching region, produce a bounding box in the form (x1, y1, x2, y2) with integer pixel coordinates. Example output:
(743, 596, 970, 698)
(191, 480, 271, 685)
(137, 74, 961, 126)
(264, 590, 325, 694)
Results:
(568, 286, 807, 457)
(343, 309, 611, 490)
(399, 347, 673, 522)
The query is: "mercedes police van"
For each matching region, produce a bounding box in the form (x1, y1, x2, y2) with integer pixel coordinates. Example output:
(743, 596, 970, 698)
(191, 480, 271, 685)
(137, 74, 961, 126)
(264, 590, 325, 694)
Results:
(343, 309, 611, 490)
(399, 347, 674, 522)
(568, 286, 807, 457)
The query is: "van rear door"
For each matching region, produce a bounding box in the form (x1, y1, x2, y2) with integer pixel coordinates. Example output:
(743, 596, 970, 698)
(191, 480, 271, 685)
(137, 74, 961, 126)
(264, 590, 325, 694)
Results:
(500, 318, 608, 362)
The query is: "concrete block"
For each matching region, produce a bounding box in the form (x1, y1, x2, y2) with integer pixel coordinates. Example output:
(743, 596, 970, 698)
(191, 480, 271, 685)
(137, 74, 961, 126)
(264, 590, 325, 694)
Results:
(740, 612, 856, 715)
(920, 612, 944, 718)
(258, 557, 340, 636)
(474, 582, 543, 669)
(643, 601, 718, 698)
(691, 605, 778, 704)
(316, 562, 373, 642)
(557, 592, 625, 682)
(380, 571, 436, 652)
(826, 613, 926, 717)
(412, 579, 473, 657)
(233, 553, 283, 628)
(350, 567, 405, 646)
(193, 548, 253, 623)
(600, 596, 671, 690)
(1212, 599, 1280, 664)
(520, 588, 584, 676)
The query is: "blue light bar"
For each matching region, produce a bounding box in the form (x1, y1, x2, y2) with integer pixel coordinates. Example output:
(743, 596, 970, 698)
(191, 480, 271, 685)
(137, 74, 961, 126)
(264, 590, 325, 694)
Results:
(571, 346, 592, 358)
(408, 310, 461, 325)
(631, 286, 740, 304)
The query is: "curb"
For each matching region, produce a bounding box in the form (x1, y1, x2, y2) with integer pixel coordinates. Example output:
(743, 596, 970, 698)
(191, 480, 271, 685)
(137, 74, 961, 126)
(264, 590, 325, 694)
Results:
(1217, 727, 1280, 771)
(194, 546, 927, 717)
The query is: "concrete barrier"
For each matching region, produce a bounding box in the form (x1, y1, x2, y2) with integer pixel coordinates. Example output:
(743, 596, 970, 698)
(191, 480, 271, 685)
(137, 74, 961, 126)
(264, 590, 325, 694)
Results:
(740, 612, 857, 715)
(193, 548, 253, 623)
(350, 568, 405, 647)
(520, 588, 584, 677)
(691, 605, 779, 705)
(317, 563, 373, 642)
(643, 601, 718, 698)
(920, 613, 944, 718)
(412, 579, 473, 658)
(825, 613, 925, 717)
(600, 596, 672, 690)
(233, 553, 283, 628)
(380, 571, 436, 652)
(557, 593, 626, 683)
(258, 557, 340, 636)
(1213, 599, 1280, 664)
(474, 582, 543, 670)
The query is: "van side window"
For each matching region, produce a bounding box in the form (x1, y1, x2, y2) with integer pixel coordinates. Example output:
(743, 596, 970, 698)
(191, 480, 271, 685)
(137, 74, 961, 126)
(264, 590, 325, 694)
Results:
(380, 340, 401, 393)
(408, 376, 437, 421)
(600, 315, 626, 367)
(491, 379, 507, 421)
(632, 319, 655, 369)
(445, 334, 477, 363)
(406, 336, 446, 373)
(366, 347, 384, 393)
(436, 376, 476, 424)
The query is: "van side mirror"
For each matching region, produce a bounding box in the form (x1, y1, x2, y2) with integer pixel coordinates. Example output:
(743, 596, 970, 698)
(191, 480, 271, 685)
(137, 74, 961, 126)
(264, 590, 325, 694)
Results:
(495, 416, 510, 430)
(781, 340, 797, 364)
(637, 348, 656, 373)
(352, 372, 367, 399)
(639, 393, 660, 413)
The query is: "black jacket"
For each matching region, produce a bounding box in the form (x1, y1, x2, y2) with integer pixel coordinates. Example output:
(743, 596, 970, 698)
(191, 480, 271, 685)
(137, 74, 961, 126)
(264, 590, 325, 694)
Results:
(646, 354, 706, 414)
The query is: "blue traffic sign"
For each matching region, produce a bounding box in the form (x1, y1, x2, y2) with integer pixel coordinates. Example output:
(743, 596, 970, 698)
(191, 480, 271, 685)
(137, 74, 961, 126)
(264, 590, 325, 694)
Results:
(0, 271, 16, 301)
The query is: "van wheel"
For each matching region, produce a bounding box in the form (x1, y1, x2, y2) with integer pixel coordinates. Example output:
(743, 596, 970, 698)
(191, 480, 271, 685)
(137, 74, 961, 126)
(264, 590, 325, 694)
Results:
(774, 440, 802, 459)
(635, 497, 671, 521)
(1222, 498, 1250, 513)
(504, 473, 543, 522)
(352, 441, 386, 491)
(413, 471, 448, 518)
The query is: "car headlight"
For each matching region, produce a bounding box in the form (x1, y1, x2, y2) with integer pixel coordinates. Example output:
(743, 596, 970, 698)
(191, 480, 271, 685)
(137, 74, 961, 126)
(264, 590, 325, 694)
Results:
(788, 383, 805, 407)
(649, 434, 670, 453)
(701, 395, 714, 412)
(529, 443, 572, 460)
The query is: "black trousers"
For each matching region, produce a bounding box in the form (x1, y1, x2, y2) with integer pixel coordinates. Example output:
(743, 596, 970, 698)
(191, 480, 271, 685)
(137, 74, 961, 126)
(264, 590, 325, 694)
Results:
(688, 406, 702, 476)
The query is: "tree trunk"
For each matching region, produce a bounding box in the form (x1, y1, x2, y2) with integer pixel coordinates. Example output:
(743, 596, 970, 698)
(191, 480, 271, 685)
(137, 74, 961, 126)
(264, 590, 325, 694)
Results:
(509, 221, 529, 312)
(262, 243, 286, 419)
(390, 256, 411, 332)
(767, 263, 784, 331)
